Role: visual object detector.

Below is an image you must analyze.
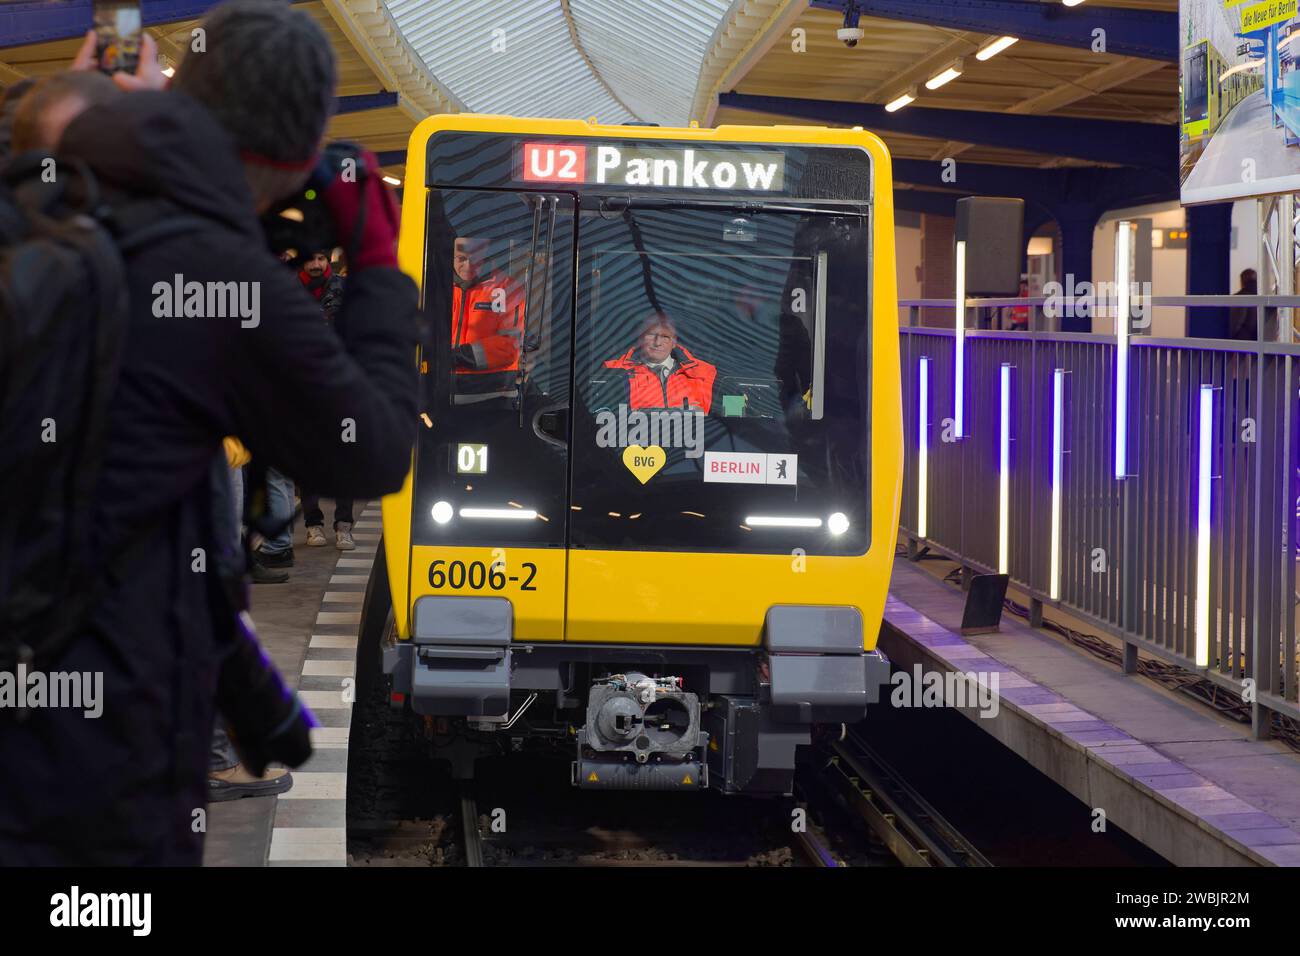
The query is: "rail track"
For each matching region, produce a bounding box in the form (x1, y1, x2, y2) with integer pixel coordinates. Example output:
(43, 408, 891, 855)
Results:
(813, 728, 991, 868)
(348, 664, 988, 868)
(450, 781, 831, 867)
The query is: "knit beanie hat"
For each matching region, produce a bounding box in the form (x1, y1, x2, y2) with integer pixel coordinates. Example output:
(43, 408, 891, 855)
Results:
(172, 0, 336, 172)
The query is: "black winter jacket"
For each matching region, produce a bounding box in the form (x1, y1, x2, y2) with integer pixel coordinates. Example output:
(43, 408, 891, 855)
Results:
(0, 91, 417, 863)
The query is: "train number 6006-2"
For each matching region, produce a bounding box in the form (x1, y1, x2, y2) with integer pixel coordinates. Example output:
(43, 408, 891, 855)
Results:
(428, 559, 537, 591)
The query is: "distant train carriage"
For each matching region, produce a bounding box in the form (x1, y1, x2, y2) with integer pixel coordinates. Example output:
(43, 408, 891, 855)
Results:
(1182, 37, 1263, 168)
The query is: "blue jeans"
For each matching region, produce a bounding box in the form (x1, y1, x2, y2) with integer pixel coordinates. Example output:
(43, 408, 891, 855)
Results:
(210, 721, 238, 772)
(303, 494, 353, 530)
(261, 467, 295, 555)
(213, 465, 246, 773)
(230, 465, 244, 548)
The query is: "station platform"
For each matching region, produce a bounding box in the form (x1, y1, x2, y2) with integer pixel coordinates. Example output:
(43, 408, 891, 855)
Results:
(201, 502, 379, 868)
(880, 557, 1300, 867)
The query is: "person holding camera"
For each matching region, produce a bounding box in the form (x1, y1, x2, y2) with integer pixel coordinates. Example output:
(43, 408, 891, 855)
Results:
(0, 0, 417, 864)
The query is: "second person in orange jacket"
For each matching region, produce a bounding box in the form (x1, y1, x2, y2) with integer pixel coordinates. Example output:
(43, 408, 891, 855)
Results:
(452, 236, 524, 375)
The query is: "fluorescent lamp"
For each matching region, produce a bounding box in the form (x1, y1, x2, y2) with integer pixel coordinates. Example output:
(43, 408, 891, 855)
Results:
(885, 88, 917, 112)
(1114, 220, 1132, 479)
(459, 507, 537, 520)
(918, 356, 930, 538)
(1050, 368, 1064, 600)
(925, 61, 964, 90)
(955, 239, 967, 439)
(1062, 0, 1086, 6)
(1195, 385, 1212, 667)
(382, 175, 402, 186)
(998, 363, 1011, 575)
(744, 516, 823, 528)
(161, 65, 176, 77)
(976, 36, 1019, 61)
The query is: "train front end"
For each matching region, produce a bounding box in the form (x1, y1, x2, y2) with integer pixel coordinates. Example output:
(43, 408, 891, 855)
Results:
(368, 115, 903, 795)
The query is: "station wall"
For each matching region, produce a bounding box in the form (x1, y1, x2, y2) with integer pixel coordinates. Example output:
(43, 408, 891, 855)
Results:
(898, 199, 1260, 338)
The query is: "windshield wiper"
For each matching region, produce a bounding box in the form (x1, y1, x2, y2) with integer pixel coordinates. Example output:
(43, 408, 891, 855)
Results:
(517, 195, 558, 426)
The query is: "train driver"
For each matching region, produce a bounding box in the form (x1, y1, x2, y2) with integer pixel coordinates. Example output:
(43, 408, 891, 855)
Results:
(601, 311, 723, 414)
(451, 236, 524, 377)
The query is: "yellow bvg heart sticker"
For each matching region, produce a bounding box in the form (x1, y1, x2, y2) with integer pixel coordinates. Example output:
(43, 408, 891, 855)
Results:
(622, 445, 665, 484)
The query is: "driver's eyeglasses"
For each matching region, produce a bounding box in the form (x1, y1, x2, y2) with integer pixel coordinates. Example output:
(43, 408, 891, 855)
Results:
(641, 332, 675, 342)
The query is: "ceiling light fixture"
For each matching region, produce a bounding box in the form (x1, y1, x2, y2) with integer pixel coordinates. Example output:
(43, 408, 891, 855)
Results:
(886, 85, 918, 112)
(925, 59, 965, 90)
(976, 36, 1018, 61)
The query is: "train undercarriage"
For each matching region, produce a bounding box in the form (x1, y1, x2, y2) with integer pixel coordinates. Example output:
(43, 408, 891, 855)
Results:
(373, 595, 890, 795)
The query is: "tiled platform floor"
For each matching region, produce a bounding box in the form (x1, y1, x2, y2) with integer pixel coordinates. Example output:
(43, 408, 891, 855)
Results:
(202, 501, 375, 867)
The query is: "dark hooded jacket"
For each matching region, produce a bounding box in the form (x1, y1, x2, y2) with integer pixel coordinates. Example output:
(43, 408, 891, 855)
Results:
(0, 91, 417, 864)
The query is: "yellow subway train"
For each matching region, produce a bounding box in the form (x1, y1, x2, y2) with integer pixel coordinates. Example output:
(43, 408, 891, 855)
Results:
(356, 115, 902, 795)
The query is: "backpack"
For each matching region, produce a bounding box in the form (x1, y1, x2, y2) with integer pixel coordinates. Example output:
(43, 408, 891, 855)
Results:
(0, 152, 204, 671)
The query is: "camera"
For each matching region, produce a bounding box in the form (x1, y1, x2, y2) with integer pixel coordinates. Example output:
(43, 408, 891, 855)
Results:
(217, 610, 316, 776)
(260, 140, 367, 264)
(837, 26, 865, 47)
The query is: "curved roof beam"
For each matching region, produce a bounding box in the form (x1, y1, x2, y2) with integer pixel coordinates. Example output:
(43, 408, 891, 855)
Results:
(692, 0, 806, 128)
(323, 0, 464, 121)
(560, 0, 643, 122)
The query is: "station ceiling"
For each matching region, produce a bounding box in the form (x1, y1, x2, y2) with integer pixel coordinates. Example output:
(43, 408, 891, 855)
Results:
(0, 0, 1179, 193)
(715, 2, 1177, 170)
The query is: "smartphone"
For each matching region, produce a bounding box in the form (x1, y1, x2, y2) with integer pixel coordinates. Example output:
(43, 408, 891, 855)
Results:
(93, 0, 142, 76)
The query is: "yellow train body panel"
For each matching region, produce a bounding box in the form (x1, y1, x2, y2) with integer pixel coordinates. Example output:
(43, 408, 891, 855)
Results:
(565, 551, 895, 649)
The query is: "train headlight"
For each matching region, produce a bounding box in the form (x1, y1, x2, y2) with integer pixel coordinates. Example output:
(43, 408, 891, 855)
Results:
(431, 500, 454, 524)
(828, 512, 850, 535)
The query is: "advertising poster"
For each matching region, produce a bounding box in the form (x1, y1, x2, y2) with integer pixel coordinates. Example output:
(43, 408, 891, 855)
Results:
(1180, 0, 1300, 204)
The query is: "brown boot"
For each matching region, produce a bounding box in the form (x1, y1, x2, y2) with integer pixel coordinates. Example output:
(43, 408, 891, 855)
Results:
(208, 763, 294, 802)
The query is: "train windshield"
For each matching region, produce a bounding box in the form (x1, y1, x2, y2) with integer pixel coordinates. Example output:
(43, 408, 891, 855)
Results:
(569, 201, 871, 555)
(1184, 45, 1208, 123)
(412, 167, 872, 557)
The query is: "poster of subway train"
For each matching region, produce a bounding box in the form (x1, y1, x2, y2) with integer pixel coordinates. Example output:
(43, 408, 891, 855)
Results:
(1180, 0, 1300, 204)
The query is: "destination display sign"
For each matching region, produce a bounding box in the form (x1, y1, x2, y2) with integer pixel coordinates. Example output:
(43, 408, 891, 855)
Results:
(517, 142, 786, 191)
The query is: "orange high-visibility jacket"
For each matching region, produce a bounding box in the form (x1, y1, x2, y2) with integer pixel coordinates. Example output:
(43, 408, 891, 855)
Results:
(603, 345, 721, 414)
(452, 273, 524, 373)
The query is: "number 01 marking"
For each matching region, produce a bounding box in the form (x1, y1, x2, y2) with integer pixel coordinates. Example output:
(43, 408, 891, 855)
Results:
(457, 443, 488, 474)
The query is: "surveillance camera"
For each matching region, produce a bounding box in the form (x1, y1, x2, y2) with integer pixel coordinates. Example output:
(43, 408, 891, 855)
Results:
(837, 26, 865, 47)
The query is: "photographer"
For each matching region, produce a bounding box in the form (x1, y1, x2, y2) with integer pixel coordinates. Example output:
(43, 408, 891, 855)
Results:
(0, 0, 416, 864)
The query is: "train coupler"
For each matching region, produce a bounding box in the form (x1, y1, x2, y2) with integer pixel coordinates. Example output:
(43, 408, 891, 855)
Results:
(572, 672, 709, 790)
(573, 755, 708, 791)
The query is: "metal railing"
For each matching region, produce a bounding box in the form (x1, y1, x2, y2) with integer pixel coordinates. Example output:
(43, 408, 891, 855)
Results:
(896, 295, 1300, 735)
